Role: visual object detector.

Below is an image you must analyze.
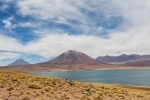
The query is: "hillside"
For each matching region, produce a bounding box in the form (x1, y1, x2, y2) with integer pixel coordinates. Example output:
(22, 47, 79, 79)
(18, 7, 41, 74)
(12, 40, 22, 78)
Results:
(125, 60, 150, 66)
(48, 50, 100, 65)
(0, 70, 150, 100)
(8, 59, 30, 66)
(96, 54, 150, 64)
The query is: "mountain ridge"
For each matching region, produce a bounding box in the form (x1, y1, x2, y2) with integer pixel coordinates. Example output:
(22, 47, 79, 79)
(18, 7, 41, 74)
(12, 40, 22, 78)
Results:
(96, 54, 150, 64)
(48, 50, 100, 65)
(8, 59, 30, 66)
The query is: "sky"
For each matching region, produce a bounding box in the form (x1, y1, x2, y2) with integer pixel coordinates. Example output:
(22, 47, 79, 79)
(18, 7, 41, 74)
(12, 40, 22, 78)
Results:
(0, 0, 150, 66)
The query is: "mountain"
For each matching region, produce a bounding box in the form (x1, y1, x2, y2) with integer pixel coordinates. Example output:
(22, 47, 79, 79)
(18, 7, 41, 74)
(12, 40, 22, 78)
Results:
(8, 59, 30, 66)
(48, 50, 100, 65)
(125, 60, 150, 66)
(96, 54, 150, 64)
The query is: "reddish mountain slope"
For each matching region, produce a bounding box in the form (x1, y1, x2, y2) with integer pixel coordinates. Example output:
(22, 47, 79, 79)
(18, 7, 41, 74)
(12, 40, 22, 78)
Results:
(125, 60, 150, 66)
(8, 59, 30, 66)
(48, 50, 100, 65)
(96, 54, 150, 64)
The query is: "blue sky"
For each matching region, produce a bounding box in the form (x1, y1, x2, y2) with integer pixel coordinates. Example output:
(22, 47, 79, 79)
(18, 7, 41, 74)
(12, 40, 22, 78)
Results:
(0, 0, 150, 66)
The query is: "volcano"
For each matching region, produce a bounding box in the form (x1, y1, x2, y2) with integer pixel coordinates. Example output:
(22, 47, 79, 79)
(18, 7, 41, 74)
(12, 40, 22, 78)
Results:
(8, 59, 30, 66)
(48, 50, 100, 65)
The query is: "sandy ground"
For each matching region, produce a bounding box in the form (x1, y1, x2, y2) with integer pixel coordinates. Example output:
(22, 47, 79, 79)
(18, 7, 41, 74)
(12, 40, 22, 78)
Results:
(0, 70, 150, 100)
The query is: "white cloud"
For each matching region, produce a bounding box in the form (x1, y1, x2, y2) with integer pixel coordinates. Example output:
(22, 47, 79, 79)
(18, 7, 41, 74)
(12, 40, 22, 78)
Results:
(0, 52, 21, 61)
(0, 61, 9, 66)
(0, 4, 9, 11)
(17, 0, 83, 20)
(113, 0, 150, 27)
(23, 30, 150, 58)
(2, 17, 16, 29)
(0, 34, 24, 52)
(18, 22, 40, 28)
(16, 0, 125, 37)
(0, 51, 21, 66)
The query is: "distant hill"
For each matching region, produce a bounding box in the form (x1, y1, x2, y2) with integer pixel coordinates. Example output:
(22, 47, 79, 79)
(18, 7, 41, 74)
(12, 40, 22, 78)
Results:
(125, 60, 150, 66)
(96, 54, 150, 64)
(48, 50, 100, 65)
(8, 59, 30, 66)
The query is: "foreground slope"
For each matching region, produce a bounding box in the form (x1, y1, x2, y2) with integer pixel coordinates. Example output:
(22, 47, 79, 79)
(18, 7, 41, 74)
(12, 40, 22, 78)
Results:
(0, 70, 150, 100)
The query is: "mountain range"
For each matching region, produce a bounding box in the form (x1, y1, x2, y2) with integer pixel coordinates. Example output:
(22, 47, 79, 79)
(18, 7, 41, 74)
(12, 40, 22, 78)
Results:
(2, 50, 150, 72)
(96, 54, 150, 64)
(3, 50, 109, 72)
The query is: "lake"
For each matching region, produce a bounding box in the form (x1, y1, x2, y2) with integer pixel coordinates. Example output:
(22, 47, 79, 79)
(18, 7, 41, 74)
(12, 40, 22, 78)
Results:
(31, 69, 150, 87)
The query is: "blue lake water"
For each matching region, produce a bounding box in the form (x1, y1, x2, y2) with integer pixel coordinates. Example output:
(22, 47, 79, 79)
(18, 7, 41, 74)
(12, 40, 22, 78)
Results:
(31, 69, 150, 87)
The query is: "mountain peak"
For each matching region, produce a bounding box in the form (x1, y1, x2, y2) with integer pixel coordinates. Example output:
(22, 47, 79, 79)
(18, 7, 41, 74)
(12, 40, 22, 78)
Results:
(48, 50, 100, 65)
(67, 50, 76, 52)
(16, 59, 25, 62)
(8, 59, 30, 66)
(65, 50, 76, 54)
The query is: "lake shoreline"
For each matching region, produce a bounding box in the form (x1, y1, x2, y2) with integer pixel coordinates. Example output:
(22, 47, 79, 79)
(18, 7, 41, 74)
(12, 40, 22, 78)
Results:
(30, 68, 150, 88)
(88, 82, 150, 91)
(37, 67, 150, 72)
